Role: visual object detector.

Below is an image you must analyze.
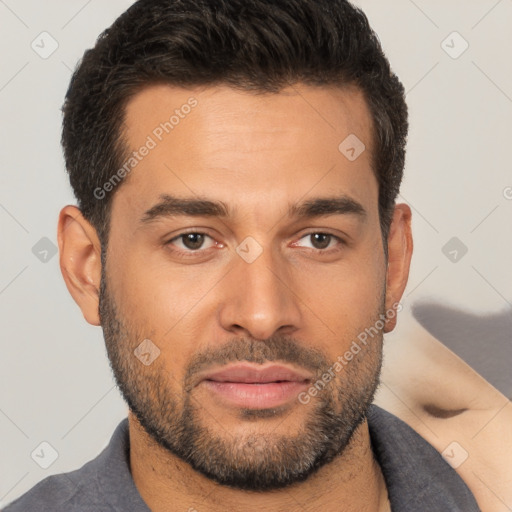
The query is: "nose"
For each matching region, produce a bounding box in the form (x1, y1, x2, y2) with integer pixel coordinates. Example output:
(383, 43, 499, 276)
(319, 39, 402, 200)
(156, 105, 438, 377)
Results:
(218, 244, 303, 340)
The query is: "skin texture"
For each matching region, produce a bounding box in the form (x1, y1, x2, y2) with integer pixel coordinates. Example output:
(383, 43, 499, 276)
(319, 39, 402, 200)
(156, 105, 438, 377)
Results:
(57, 83, 413, 512)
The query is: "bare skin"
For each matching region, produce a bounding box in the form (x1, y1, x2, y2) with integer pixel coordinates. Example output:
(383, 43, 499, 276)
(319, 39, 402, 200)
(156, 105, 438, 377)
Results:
(57, 83, 413, 511)
(376, 310, 512, 512)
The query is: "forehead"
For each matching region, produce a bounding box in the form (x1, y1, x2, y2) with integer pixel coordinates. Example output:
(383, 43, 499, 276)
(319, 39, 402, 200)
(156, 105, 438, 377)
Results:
(114, 82, 377, 224)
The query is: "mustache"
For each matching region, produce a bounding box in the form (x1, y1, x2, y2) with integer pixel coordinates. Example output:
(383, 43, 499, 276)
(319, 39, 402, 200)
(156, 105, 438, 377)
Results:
(183, 335, 331, 390)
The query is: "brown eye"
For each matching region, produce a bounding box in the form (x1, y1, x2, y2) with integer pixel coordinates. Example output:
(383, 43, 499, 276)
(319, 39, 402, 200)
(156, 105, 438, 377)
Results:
(294, 232, 340, 251)
(181, 233, 206, 250)
(290, 231, 347, 257)
(167, 232, 216, 252)
(309, 233, 332, 250)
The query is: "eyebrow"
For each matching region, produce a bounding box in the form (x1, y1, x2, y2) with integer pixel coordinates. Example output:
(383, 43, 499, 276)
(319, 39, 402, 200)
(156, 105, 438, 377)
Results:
(140, 195, 230, 222)
(140, 194, 367, 224)
(289, 196, 367, 220)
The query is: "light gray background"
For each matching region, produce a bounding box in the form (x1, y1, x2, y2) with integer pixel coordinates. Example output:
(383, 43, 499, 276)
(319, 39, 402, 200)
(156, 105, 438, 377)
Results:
(1, 0, 511, 506)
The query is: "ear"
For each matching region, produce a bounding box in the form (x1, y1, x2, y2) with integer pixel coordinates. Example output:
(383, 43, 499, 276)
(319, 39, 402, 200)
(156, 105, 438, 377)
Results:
(383, 203, 413, 333)
(57, 205, 102, 326)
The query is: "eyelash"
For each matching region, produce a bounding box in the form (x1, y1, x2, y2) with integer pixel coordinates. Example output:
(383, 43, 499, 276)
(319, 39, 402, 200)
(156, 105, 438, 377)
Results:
(166, 231, 220, 259)
(292, 232, 347, 254)
(165, 230, 346, 258)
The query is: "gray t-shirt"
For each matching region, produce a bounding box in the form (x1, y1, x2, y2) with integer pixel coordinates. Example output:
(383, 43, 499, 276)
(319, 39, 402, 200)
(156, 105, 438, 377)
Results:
(3, 405, 481, 511)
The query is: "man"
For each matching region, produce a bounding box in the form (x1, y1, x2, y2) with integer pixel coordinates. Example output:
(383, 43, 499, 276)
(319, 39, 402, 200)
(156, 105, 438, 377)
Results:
(4, 0, 481, 510)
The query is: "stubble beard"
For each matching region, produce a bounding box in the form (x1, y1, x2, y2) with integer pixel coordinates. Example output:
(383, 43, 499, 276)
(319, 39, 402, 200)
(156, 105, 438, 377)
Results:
(99, 268, 384, 491)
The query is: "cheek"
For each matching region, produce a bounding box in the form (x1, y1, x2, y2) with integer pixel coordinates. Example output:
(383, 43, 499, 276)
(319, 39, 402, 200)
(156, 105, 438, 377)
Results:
(294, 247, 385, 353)
(300, 247, 383, 308)
(110, 251, 223, 368)
(110, 240, 211, 323)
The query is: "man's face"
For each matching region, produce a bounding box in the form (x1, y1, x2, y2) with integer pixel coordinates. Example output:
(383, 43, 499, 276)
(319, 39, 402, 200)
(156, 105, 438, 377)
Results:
(99, 83, 388, 490)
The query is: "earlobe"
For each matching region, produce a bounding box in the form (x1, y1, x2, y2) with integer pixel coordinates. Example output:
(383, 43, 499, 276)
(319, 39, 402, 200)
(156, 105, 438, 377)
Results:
(57, 205, 103, 326)
(383, 203, 413, 333)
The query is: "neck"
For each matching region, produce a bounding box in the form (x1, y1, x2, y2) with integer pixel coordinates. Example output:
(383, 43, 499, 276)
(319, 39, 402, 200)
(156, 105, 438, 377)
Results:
(128, 412, 390, 512)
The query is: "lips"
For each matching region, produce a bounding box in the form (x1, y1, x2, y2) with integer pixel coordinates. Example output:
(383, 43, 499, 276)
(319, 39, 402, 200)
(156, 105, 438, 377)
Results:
(200, 364, 312, 384)
(196, 363, 313, 409)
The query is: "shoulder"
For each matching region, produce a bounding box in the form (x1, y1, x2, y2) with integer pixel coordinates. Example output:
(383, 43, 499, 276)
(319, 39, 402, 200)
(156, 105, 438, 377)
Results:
(3, 419, 134, 512)
(2, 459, 108, 512)
(368, 405, 481, 511)
(376, 313, 512, 511)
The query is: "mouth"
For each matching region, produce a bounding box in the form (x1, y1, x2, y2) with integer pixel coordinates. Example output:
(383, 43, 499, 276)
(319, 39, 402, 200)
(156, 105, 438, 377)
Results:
(197, 363, 313, 409)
